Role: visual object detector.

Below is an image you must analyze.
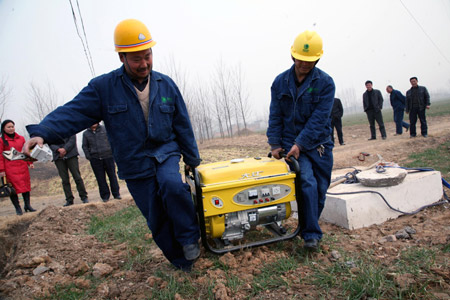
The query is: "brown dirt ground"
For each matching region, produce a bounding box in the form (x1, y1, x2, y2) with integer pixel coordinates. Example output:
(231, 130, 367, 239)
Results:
(0, 115, 449, 299)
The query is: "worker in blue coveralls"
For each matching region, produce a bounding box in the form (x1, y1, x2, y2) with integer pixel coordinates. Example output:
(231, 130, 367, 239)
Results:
(386, 85, 409, 135)
(23, 19, 201, 271)
(267, 30, 335, 251)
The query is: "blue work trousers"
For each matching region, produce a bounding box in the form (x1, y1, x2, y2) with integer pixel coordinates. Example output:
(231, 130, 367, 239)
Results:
(288, 142, 333, 241)
(393, 108, 409, 134)
(125, 155, 199, 269)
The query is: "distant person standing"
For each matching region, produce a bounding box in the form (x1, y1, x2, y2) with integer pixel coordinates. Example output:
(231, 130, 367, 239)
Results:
(406, 77, 430, 138)
(363, 80, 386, 140)
(386, 85, 409, 135)
(0, 120, 35, 215)
(50, 135, 88, 206)
(82, 123, 121, 202)
(331, 98, 345, 145)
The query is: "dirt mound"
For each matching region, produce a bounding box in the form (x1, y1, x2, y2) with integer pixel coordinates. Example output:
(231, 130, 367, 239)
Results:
(0, 200, 132, 299)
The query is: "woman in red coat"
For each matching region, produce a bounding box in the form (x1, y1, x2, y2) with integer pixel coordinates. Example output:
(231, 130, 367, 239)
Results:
(0, 120, 35, 215)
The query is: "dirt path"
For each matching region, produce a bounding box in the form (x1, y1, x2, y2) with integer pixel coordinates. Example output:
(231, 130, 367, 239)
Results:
(0, 185, 131, 218)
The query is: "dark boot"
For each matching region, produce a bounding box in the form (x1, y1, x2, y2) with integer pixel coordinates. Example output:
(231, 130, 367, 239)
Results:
(23, 192, 36, 212)
(63, 201, 74, 207)
(10, 195, 23, 215)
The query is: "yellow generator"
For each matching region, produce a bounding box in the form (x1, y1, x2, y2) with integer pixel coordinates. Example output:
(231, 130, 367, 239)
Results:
(186, 156, 301, 253)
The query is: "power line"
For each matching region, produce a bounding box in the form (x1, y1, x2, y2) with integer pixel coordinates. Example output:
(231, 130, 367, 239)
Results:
(75, 0, 95, 76)
(399, 0, 450, 65)
(68, 0, 95, 77)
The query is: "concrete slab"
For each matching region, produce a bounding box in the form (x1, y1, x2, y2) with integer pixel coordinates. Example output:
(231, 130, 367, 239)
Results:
(320, 170, 443, 229)
(357, 167, 407, 187)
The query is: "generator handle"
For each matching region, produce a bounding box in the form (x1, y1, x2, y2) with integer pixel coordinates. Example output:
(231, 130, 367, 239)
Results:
(184, 165, 211, 252)
(267, 151, 300, 174)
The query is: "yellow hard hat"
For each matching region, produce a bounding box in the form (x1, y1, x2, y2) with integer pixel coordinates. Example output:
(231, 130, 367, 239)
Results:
(290, 30, 323, 62)
(114, 19, 156, 52)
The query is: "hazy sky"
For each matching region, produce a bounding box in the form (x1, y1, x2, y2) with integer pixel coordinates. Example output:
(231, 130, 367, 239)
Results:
(1, 0, 450, 131)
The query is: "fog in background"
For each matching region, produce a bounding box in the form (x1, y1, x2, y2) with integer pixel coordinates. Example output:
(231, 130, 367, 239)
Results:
(1, 0, 450, 134)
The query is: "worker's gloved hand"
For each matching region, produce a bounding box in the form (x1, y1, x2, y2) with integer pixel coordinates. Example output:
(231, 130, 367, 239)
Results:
(271, 148, 284, 160)
(286, 144, 300, 162)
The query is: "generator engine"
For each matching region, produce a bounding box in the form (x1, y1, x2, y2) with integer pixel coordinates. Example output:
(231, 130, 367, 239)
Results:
(220, 203, 290, 242)
(189, 157, 300, 253)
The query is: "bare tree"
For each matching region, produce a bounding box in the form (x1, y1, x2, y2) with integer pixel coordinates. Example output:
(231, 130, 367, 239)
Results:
(191, 83, 213, 143)
(212, 59, 234, 138)
(232, 63, 251, 135)
(0, 77, 11, 121)
(211, 87, 225, 138)
(233, 103, 241, 135)
(26, 81, 61, 123)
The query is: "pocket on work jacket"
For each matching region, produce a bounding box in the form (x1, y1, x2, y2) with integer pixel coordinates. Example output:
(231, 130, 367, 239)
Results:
(299, 93, 320, 121)
(107, 104, 128, 128)
(148, 104, 176, 142)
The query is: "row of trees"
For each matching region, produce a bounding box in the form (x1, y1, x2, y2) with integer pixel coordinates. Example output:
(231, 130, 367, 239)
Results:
(0, 58, 252, 143)
(161, 58, 251, 143)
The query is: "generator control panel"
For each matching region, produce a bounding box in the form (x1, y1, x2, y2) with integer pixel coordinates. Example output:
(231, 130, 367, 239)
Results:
(233, 184, 292, 206)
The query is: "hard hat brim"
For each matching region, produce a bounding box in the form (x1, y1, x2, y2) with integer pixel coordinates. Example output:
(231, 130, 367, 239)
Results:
(115, 40, 157, 53)
(291, 50, 323, 62)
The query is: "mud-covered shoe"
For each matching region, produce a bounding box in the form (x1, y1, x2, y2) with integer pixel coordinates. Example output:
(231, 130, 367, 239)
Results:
(183, 243, 200, 261)
(304, 239, 319, 251)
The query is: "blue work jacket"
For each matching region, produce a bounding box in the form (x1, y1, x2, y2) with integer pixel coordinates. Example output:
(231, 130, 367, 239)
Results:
(267, 64, 335, 151)
(27, 66, 201, 180)
(390, 89, 406, 111)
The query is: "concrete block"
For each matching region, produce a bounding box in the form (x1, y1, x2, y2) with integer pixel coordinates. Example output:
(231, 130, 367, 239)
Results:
(320, 170, 443, 229)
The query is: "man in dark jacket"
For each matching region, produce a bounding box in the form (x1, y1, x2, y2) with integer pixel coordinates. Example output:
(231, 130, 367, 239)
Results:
(331, 98, 344, 145)
(406, 77, 430, 138)
(386, 85, 409, 135)
(82, 123, 120, 202)
(267, 30, 335, 251)
(363, 80, 386, 140)
(24, 19, 201, 271)
(50, 135, 88, 206)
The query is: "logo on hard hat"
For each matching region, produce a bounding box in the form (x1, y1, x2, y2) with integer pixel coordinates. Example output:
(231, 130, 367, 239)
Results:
(138, 33, 146, 40)
(303, 44, 309, 53)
